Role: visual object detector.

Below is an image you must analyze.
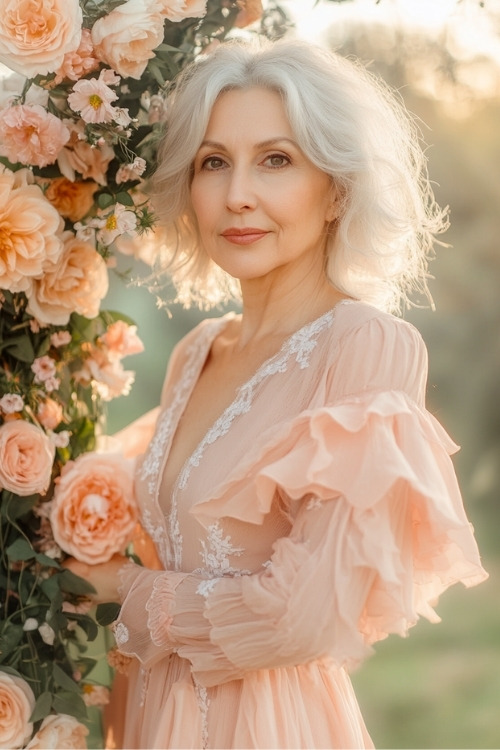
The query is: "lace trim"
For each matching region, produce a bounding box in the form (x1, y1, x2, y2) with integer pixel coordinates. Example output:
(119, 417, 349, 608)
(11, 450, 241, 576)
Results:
(192, 675, 210, 750)
(113, 622, 129, 647)
(138, 323, 223, 569)
(176, 308, 336, 495)
(196, 578, 220, 598)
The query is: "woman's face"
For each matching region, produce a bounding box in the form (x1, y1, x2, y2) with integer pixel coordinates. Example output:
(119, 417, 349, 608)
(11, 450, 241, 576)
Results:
(190, 87, 336, 285)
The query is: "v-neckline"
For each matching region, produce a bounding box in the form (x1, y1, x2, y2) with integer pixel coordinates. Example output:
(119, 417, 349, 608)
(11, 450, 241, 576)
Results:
(167, 299, 354, 503)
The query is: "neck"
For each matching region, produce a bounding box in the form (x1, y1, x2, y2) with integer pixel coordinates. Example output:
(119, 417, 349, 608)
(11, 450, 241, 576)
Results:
(235, 258, 346, 350)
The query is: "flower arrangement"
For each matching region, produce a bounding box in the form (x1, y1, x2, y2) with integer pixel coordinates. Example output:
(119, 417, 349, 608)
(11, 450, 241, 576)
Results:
(0, 0, 274, 746)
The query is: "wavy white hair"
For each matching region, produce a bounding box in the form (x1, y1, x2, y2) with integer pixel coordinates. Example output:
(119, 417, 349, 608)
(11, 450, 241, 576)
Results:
(150, 37, 448, 312)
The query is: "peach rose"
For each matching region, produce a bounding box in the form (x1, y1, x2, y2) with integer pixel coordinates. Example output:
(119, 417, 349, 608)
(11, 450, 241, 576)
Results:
(57, 123, 114, 186)
(0, 0, 82, 77)
(37, 398, 64, 430)
(27, 233, 109, 326)
(0, 167, 64, 293)
(54, 27, 100, 83)
(77, 347, 135, 401)
(43, 177, 97, 223)
(0, 420, 54, 496)
(0, 104, 70, 168)
(158, 0, 207, 22)
(50, 452, 138, 564)
(99, 321, 144, 360)
(91, 0, 165, 80)
(0, 672, 35, 749)
(25, 713, 88, 750)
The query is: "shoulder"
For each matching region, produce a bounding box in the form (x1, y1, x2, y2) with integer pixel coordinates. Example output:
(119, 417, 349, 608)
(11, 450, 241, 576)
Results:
(327, 301, 428, 404)
(334, 300, 425, 349)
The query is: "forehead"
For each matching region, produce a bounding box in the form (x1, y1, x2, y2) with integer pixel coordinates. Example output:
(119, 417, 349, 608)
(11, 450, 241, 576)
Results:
(203, 87, 293, 141)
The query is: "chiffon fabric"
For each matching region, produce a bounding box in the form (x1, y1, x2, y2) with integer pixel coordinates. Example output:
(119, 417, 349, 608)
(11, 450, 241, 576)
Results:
(106, 300, 487, 749)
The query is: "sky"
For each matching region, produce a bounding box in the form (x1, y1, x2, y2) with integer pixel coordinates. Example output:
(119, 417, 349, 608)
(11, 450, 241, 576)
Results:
(284, 0, 500, 66)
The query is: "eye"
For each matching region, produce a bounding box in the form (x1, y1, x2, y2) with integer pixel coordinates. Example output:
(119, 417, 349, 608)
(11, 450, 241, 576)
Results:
(201, 155, 226, 171)
(263, 153, 291, 168)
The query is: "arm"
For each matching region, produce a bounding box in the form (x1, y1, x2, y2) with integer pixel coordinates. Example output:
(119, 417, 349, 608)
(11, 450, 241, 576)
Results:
(113, 315, 487, 685)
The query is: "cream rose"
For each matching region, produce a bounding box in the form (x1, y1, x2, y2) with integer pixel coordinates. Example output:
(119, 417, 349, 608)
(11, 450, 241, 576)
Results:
(0, 167, 64, 293)
(0, 420, 54, 496)
(27, 233, 109, 326)
(0, 0, 82, 77)
(0, 671, 35, 749)
(91, 0, 165, 80)
(25, 713, 88, 750)
(50, 452, 138, 564)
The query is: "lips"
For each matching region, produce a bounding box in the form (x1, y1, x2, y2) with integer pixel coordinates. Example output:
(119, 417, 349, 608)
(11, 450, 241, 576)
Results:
(221, 227, 269, 245)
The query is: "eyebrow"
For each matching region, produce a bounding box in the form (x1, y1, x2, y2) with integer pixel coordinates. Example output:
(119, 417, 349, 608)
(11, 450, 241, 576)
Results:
(198, 137, 299, 151)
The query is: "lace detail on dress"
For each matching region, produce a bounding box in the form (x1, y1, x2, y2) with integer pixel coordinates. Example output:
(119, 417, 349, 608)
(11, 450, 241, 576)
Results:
(196, 578, 220, 598)
(192, 675, 210, 750)
(114, 622, 129, 647)
(306, 496, 323, 510)
(142, 508, 168, 566)
(176, 308, 336, 495)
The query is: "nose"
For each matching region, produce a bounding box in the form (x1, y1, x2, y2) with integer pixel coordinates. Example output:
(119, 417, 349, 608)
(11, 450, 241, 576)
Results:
(225, 165, 257, 213)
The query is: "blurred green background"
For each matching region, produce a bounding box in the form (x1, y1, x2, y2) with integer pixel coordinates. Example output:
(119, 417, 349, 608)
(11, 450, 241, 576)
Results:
(103, 8, 499, 748)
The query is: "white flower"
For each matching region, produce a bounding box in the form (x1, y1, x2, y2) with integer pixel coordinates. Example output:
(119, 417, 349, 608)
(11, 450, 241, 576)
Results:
(38, 622, 56, 645)
(23, 618, 38, 631)
(0, 393, 24, 414)
(96, 204, 138, 245)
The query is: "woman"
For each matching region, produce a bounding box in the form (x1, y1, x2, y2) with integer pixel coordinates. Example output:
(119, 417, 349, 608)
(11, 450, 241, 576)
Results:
(82, 39, 487, 748)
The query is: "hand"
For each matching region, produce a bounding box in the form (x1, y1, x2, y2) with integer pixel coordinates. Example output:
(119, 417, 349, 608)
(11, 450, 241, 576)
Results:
(64, 554, 128, 603)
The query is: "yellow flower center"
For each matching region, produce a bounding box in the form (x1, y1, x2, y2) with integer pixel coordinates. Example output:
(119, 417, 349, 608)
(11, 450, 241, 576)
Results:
(106, 215, 117, 230)
(89, 94, 103, 110)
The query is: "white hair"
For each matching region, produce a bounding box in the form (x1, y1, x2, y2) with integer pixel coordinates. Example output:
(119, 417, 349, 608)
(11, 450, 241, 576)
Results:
(150, 37, 448, 312)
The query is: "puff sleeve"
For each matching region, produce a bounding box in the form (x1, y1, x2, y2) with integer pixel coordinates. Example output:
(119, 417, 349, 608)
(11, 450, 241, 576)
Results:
(114, 314, 487, 686)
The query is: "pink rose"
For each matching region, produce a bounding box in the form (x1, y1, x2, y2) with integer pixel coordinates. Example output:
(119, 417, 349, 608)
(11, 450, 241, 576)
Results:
(0, 393, 24, 414)
(0, 420, 54, 496)
(0, 167, 64, 293)
(27, 233, 109, 326)
(0, 104, 70, 168)
(91, 0, 165, 80)
(0, 672, 35, 749)
(37, 398, 64, 430)
(50, 452, 138, 564)
(0, 0, 82, 77)
(99, 321, 144, 360)
(25, 713, 88, 750)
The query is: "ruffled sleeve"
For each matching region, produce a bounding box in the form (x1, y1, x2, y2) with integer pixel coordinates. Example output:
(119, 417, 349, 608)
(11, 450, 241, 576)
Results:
(114, 310, 488, 685)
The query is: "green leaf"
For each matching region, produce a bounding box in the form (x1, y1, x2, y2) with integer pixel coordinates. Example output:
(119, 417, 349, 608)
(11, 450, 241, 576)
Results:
(95, 602, 121, 626)
(97, 192, 114, 209)
(1, 494, 39, 521)
(0, 624, 24, 660)
(69, 613, 98, 641)
(40, 574, 61, 601)
(30, 691, 53, 723)
(53, 691, 88, 721)
(116, 191, 135, 207)
(6, 538, 35, 561)
(53, 662, 80, 693)
(35, 552, 61, 568)
(59, 569, 96, 596)
(2, 335, 35, 362)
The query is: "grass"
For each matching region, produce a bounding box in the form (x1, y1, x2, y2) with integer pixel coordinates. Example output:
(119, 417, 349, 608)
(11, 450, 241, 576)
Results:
(351, 558, 500, 749)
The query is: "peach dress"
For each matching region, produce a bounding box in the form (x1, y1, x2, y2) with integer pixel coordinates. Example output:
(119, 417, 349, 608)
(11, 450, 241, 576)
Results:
(108, 300, 487, 749)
